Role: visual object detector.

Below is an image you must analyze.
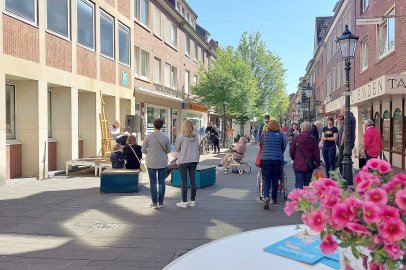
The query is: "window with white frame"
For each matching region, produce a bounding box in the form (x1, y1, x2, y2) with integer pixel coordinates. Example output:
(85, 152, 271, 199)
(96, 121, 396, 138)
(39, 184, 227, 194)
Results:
(185, 35, 190, 56)
(378, 10, 395, 57)
(201, 48, 205, 64)
(164, 63, 177, 89)
(134, 0, 149, 26)
(194, 44, 198, 61)
(337, 62, 341, 88)
(184, 70, 190, 94)
(135, 46, 149, 79)
(5, 0, 37, 24)
(100, 11, 114, 58)
(6, 84, 16, 140)
(153, 5, 161, 37)
(186, 13, 189, 22)
(181, 7, 185, 17)
(176, 1, 180, 12)
(332, 68, 336, 91)
(327, 72, 332, 95)
(193, 74, 197, 85)
(47, 0, 69, 37)
(119, 23, 130, 65)
(77, 0, 95, 49)
(361, 38, 368, 71)
(165, 17, 177, 48)
(362, 0, 368, 12)
(153, 57, 161, 84)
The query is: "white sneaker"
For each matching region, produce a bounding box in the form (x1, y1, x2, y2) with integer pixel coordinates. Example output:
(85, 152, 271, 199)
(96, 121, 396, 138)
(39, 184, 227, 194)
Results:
(187, 200, 195, 207)
(158, 202, 164, 208)
(176, 201, 188, 208)
(148, 203, 158, 209)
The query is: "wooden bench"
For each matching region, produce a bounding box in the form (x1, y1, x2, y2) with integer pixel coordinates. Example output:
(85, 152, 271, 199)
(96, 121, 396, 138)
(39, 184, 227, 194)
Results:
(100, 168, 140, 193)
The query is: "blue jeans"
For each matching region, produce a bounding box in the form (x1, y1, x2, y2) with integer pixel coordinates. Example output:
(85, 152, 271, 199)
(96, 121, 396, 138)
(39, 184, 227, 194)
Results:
(148, 168, 167, 204)
(295, 171, 313, 189)
(322, 146, 336, 178)
(365, 153, 377, 161)
(261, 160, 282, 201)
(179, 162, 198, 202)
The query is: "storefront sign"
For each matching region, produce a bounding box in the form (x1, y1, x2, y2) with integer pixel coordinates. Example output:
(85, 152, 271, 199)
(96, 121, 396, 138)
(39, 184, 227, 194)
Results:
(387, 74, 406, 92)
(184, 103, 208, 113)
(351, 76, 385, 104)
(325, 96, 345, 113)
(122, 71, 128, 87)
(154, 84, 182, 98)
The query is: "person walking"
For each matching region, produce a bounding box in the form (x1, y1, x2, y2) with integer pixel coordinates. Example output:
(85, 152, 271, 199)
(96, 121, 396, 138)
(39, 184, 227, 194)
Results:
(288, 122, 300, 146)
(260, 120, 285, 209)
(311, 121, 321, 143)
(258, 115, 270, 139)
(319, 116, 338, 178)
(142, 118, 171, 209)
(211, 124, 220, 154)
(290, 122, 320, 189)
(363, 119, 384, 161)
(123, 135, 142, 169)
(175, 119, 200, 208)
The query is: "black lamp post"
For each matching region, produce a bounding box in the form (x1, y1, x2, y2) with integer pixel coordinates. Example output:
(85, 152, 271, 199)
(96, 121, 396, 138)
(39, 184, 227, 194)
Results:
(302, 82, 313, 122)
(336, 25, 359, 186)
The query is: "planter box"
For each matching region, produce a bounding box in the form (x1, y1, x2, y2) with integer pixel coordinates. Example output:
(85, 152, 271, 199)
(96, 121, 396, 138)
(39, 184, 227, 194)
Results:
(100, 169, 140, 193)
(171, 165, 216, 188)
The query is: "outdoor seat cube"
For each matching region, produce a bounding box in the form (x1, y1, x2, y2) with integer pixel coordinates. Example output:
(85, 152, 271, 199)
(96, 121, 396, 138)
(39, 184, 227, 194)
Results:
(100, 168, 140, 193)
(171, 165, 216, 188)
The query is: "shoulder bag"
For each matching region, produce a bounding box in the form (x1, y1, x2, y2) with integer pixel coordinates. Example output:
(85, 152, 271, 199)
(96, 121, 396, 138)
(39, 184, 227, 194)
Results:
(129, 145, 146, 173)
(153, 132, 167, 154)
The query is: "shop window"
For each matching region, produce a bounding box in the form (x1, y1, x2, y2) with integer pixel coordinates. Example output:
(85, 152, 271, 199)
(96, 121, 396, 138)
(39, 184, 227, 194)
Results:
(6, 84, 16, 140)
(119, 23, 130, 65)
(392, 108, 402, 152)
(382, 110, 390, 149)
(100, 11, 114, 59)
(146, 107, 167, 134)
(47, 0, 70, 38)
(374, 112, 380, 132)
(77, 0, 95, 50)
(5, 0, 37, 24)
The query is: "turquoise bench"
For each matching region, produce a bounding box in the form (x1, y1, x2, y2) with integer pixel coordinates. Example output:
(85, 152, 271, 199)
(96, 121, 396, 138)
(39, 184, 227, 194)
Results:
(171, 165, 216, 188)
(100, 168, 140, 193)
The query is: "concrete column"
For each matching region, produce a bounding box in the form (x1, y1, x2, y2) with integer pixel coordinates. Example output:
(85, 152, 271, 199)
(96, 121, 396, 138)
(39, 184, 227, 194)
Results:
(16, 80, 48, 179)
(0, 74, 6, 185)
(79, 91, 98, 157)
(71, 88, 79, 160)
(52, 87, 78, 169)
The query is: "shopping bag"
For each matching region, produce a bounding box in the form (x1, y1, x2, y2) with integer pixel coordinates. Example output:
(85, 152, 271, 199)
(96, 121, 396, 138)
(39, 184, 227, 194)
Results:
(140, 163, 147, 173)
(255, 147, 262, 168)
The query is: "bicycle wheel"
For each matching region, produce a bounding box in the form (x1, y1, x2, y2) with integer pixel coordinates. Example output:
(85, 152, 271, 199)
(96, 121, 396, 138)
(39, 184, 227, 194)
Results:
(245, 164, 251, 174)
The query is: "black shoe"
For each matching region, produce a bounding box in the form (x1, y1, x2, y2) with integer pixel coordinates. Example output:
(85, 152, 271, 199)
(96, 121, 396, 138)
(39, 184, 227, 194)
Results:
(264, 198, 270, 209)
(217, 163, 222, 167)
(271, 199, 277, 205)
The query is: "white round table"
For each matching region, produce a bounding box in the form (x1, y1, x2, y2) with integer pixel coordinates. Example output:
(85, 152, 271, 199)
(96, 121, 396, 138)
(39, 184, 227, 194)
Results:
(164, 225, 334, 270)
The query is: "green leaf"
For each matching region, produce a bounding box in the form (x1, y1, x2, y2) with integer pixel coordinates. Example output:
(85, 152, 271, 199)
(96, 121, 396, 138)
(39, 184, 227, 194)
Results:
(351, 246, 360, 259)
(339, 242, 351, 248)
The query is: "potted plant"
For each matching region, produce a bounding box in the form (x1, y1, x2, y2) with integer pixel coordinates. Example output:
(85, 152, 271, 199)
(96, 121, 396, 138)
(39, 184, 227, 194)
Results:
(284, 158, 406, 270)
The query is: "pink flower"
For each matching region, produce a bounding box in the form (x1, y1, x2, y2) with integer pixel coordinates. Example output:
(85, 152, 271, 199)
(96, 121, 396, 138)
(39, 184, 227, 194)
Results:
(344, 196, 362, 215)
(378, 218, 406, 243)
(320, 187, 341, 209)
(284, 201, 298, 216)
(356, 179, 374, 192)
(377, 161, 391, 174)
(369, 262, 385, 270)
(365, 188, 388, 206)
(346, 222, 372, 236)
(384, 243, 405, 260)
(366, 158, 381, 170)
(363, 201, 382, 224)
(287, 189, 305, 201)
(306, 210, 328, 232)
(312, 178, 338, 196)
(320, 234, 338, 254)
(381, 205, 400, 221)
(395, 189, 406, 210)
(365, 158, 391, 174)
(331, 203, 354, 227)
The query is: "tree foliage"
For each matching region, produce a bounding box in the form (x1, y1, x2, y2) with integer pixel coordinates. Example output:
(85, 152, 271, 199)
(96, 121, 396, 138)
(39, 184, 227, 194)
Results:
(237, 32, 289, 120)
(192, 46, 257, 145)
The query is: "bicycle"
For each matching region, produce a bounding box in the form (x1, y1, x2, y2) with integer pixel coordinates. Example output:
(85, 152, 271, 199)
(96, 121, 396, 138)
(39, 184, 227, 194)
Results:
(256, 161, 288, 202)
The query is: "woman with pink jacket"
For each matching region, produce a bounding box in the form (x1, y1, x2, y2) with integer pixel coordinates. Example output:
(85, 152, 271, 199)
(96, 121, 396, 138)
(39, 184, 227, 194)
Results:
(363, 119, 384, 161)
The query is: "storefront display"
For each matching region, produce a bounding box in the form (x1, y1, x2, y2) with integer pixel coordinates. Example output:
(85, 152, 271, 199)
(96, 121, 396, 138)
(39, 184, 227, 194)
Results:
(382, 110, 390, 150)
(392, 108, 402, 152)
(146, 106, 168, 135)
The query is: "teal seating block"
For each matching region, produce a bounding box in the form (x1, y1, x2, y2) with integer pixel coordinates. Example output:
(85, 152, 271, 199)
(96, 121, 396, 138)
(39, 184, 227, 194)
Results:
(171, 165, 216, 188)
(100, 169, 139, 193)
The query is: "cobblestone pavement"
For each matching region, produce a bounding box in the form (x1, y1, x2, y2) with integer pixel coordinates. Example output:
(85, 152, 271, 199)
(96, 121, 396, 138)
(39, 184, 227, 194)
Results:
(0, 143, 301, 270)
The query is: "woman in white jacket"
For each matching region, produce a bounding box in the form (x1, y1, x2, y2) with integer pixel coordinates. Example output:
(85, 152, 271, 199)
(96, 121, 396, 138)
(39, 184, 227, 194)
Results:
(175, 119, 200, 208)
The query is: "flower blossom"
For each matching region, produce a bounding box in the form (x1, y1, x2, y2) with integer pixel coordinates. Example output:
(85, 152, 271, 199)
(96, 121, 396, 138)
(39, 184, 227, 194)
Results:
(383, 243, 404, 260)
(378, 218, 406, 243)
(331, 203, 354, 227)
(365, 158, 392, 174)
(346, 222, 372, 236)
(395, 189, 406, 210)
(363, 201, 382, 225)
(381, 205, 400, 221)
(284, 201, 297, 216)
(365, 188, 388, 206)
(287, 188, 305, 201)
(306, 210, 327, 232)
(320, 234, 338, 254)
(356, 179, 374, 192)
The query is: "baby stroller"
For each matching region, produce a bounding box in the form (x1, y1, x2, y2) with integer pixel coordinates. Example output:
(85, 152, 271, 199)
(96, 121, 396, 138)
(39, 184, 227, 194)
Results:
(256, 161, 288, 201)
(223, 151, 251, 175)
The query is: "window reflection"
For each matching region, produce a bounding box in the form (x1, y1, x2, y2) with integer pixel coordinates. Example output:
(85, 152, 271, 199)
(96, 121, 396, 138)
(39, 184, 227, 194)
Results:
(392, 108, 402, 152)
(383, 110, 390, 149)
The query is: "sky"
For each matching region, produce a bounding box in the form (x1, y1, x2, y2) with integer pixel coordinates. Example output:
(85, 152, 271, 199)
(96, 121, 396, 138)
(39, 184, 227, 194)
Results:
(188, 0, 338, 94)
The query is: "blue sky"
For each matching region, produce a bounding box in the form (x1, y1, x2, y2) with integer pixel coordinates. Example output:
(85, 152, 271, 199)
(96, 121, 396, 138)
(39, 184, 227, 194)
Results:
(188, 0, 338, 94)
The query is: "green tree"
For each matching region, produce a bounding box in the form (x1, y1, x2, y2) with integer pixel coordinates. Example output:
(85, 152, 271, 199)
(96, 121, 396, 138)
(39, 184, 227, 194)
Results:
(237, 32, 289, 120)
(192, 46, 257, 146)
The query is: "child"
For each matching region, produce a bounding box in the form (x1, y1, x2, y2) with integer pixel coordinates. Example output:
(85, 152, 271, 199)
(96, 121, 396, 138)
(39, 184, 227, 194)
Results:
(110, 144, 124, 168)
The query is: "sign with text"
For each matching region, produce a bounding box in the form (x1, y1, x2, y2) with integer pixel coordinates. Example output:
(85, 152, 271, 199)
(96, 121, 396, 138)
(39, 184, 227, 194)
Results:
(356, 18, 383, 25)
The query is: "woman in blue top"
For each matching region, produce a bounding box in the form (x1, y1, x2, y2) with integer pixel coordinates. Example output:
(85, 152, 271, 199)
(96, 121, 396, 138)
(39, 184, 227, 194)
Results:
(260, 120, 285, 209)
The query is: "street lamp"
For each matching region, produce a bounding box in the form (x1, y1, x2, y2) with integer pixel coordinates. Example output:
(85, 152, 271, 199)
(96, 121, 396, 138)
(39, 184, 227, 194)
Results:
(336, 24, 359, 186)
(302, 82, 313, 122)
